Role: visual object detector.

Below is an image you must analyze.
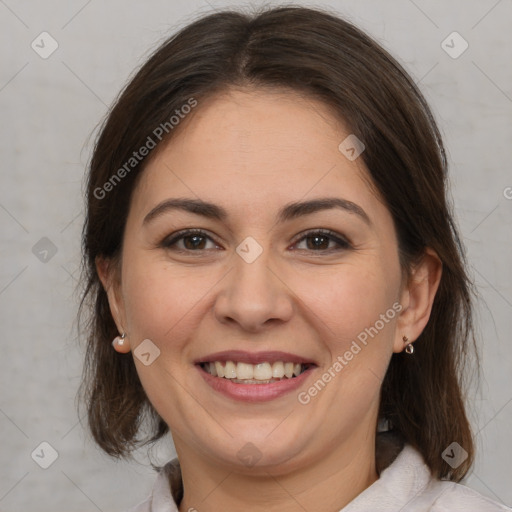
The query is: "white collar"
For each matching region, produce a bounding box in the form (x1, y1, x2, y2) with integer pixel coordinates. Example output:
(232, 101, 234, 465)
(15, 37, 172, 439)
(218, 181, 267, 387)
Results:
(131, 443, 510, 511)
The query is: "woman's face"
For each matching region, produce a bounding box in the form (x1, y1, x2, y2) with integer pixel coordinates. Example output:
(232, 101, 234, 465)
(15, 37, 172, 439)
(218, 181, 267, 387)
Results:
(106, 87, 411, 473)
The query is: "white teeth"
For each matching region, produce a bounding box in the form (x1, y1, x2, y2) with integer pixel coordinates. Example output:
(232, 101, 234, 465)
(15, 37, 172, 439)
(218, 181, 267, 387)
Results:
(253, 362, 272, 380)
(203, 360, 309, 381)
(236, 362, 254, 380)
(272, 361, 285, 378)
(232, 378, 281, 384)
(284, 362, 294, 378)
(224, 361, 237, 379)
(215, 361, 225, 378)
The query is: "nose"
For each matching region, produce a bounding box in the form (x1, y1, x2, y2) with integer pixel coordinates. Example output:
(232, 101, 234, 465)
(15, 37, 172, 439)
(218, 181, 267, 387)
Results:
(213, 249, 294, 333)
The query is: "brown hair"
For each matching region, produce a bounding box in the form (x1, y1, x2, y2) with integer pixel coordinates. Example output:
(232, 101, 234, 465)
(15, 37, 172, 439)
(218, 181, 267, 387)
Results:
(79, 5, 477, 480)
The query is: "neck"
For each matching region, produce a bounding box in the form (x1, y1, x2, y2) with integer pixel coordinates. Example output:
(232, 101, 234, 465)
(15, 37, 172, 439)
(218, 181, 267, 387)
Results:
(176, 433, 380, 512)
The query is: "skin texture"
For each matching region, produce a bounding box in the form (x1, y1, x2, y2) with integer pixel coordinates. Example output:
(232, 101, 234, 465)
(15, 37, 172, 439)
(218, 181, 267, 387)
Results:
(98, 87, 442, 512)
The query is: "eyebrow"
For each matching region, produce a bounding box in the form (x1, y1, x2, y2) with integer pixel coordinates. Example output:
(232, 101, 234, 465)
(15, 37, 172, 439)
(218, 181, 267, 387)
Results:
(143, 197, 371, 227)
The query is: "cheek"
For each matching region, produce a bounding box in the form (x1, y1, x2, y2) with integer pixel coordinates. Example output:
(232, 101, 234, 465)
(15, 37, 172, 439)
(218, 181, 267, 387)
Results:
(293, 264, 399, 417)
(121, 256, 218, 347)
(291, 262, 397, 346)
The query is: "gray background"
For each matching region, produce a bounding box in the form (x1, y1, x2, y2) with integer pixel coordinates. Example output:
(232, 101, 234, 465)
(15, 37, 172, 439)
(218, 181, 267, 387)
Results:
(0, 0, 511, 510)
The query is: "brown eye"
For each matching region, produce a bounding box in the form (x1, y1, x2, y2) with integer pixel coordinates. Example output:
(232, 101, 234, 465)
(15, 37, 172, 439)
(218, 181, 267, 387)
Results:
(182, 234, 207, 250)
(305, 234, 331, 250)
(162, 229, 220, 251)
(293, 230, 351, 252)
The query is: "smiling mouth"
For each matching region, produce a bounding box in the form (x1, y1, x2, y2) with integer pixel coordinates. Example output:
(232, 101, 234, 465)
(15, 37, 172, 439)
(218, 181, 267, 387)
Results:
(198, 361, 315, 384)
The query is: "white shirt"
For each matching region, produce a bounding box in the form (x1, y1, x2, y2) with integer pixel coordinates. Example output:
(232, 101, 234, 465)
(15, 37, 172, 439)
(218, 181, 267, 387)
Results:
(126, 444, 511, 511)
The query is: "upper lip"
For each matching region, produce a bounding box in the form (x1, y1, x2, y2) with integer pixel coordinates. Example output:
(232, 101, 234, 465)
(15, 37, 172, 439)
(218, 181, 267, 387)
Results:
(194, 350, 317, 366)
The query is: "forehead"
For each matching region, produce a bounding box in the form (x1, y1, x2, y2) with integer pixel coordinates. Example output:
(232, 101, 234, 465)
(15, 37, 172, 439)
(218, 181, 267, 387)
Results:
(130, 87, 387, 228)
(164, 86, 348, 167)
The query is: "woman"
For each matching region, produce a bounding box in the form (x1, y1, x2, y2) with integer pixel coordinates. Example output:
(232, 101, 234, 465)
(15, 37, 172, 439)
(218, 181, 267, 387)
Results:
(79, 5, 511, 511)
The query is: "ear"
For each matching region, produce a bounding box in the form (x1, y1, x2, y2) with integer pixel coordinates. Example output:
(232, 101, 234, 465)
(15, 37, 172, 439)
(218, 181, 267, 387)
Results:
(96, 256, 131, 353)
(393, 247, 442, 353)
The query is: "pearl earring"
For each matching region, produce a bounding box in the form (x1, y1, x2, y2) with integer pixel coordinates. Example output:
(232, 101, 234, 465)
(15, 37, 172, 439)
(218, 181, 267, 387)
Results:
(403, 335, 414, 354)
(112, 333, 126, 348)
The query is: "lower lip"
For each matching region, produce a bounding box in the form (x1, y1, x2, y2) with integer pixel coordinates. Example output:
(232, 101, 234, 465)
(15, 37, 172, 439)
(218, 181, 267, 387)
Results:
(196, 364, 316, 402)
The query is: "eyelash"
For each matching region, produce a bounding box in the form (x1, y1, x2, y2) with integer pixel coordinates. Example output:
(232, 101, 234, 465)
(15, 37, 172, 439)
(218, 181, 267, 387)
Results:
(160, 228, 352, 253)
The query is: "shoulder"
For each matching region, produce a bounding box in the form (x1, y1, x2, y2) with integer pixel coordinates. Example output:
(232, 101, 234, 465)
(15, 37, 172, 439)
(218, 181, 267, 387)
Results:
(386, 444, 511, 511)
(344, 442, 511, 511)
(417, 478, 511, 511)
